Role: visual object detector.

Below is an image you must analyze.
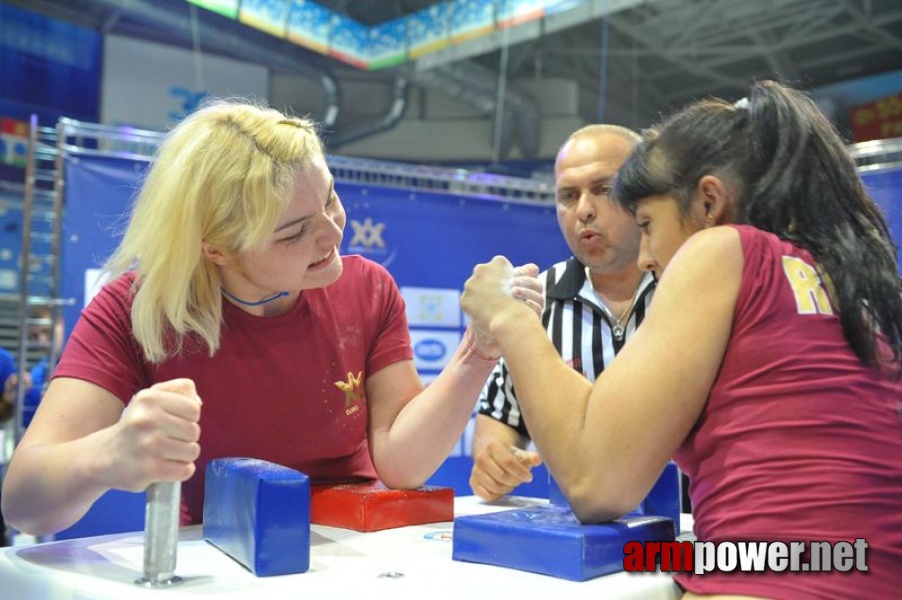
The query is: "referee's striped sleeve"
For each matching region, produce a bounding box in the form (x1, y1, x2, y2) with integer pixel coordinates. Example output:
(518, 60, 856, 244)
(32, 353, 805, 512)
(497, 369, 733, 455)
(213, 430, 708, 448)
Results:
(476, 358, 529, 438)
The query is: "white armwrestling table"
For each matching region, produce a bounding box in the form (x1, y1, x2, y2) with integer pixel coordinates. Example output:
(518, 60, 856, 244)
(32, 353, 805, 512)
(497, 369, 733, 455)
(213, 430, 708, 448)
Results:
(0, 496, 685, 600)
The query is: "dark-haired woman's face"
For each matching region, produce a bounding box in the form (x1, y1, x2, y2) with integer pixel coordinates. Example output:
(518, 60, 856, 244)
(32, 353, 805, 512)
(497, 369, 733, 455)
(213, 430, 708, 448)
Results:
(633, 193, 706, 279)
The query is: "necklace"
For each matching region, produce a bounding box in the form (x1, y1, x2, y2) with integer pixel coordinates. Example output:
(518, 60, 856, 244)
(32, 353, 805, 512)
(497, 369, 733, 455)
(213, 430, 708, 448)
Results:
(221, 287, 289, 307)
(597, 279, 643, 342)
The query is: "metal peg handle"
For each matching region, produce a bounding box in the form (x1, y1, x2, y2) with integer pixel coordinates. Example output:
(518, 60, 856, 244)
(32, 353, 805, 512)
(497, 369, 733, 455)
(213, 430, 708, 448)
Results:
(137, 481, 182, 587)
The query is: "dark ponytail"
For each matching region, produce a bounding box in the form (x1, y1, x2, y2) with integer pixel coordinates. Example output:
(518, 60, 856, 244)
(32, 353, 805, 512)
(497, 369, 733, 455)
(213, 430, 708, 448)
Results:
(615, 80, 902, 369)
(741, 81, 902, 369)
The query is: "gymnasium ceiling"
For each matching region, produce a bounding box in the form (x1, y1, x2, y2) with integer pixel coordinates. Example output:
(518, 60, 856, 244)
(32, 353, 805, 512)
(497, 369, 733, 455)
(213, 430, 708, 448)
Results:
(8, 0, 902, 142)
(326, 0, 902, 122)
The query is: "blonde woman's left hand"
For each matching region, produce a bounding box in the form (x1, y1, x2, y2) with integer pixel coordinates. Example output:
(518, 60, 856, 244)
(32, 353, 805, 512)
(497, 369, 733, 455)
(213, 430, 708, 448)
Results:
(511, 262, 543, 317)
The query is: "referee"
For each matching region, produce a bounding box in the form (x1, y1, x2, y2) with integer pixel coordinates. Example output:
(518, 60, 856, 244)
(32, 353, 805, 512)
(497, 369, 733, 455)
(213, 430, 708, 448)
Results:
(469, 124, 658, 501)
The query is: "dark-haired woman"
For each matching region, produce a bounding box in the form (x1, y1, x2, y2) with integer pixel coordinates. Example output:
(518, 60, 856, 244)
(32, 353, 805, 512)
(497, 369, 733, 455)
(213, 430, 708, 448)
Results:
(461, 80, 902, 598)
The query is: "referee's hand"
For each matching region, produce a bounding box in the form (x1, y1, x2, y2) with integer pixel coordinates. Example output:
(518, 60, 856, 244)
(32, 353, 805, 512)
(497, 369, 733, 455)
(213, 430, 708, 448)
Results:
(470, 439, 542, 501)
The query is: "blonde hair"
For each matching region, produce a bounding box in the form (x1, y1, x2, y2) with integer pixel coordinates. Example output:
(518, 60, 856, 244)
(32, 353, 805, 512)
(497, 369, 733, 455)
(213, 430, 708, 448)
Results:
(103, 99, 324, 363)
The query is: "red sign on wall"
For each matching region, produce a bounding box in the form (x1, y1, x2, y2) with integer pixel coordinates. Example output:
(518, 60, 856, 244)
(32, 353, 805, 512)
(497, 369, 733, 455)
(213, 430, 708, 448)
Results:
(0, 116, 29, 168)
(851, 93, 902, 142)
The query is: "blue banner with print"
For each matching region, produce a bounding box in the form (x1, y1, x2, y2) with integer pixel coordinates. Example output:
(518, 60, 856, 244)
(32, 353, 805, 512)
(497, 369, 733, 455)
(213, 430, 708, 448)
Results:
(60, 155, 569, 358)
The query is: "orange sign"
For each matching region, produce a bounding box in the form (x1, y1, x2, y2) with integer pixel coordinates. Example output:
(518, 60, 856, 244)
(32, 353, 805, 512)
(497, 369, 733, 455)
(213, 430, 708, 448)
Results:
(851, 92, 902, 142)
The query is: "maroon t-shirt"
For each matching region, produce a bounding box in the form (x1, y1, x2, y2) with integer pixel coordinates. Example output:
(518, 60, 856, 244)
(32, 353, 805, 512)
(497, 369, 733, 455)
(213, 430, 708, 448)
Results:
(675, 225, 902, 597)
(55, 255, 414, 523)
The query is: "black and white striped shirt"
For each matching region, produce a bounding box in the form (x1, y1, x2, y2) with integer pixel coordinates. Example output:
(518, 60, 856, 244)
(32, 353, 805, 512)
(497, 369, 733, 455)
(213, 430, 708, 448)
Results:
(477, 257, 656, 439)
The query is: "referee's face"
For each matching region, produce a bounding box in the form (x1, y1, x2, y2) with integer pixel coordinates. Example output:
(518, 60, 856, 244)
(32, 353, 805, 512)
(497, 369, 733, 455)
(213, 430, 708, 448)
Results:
(555, 133, 641, 276)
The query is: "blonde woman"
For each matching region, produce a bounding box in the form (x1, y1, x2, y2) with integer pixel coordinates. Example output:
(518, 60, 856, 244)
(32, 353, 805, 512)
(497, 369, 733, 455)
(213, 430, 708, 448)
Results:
(2, 99, 541, 535)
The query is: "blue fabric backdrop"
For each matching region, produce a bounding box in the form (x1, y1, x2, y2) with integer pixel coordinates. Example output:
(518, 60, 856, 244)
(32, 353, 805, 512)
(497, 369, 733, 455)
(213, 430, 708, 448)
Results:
(862, 167, 902, 260)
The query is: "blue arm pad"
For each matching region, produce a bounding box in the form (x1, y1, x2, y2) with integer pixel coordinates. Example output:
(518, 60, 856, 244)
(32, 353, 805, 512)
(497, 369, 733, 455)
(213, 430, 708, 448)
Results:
(640, 461, 681, 532)
(203, 458, 311, 577)
(453, 505, 675, 581)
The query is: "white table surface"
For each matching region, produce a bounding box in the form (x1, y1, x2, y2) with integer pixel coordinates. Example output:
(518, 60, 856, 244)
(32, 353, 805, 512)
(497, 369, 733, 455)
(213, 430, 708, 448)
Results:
(0, 496, 684, 600)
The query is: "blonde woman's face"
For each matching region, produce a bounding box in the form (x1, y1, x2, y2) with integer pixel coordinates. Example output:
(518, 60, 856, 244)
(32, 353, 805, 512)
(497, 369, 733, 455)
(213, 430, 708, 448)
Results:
(223, 155, 346, 299)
